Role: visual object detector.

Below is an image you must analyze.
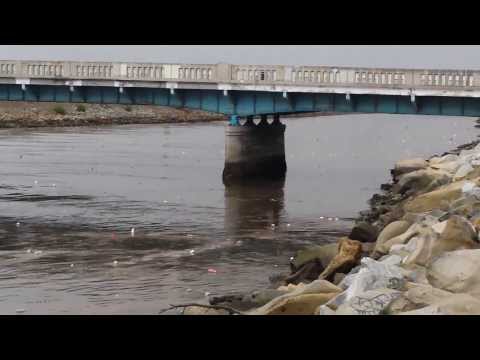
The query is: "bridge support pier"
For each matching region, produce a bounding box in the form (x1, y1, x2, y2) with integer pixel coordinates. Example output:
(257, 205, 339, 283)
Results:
(223, 115, 286, 185)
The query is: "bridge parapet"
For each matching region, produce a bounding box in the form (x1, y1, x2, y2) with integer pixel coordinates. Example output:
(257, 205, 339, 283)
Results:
(1, 60, 480, 92)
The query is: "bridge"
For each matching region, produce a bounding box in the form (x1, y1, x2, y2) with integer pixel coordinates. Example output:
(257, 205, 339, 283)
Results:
(1, 59, 479, 183)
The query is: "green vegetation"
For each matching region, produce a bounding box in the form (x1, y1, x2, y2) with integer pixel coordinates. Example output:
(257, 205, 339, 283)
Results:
(125, 106, 132, 112)
(52, 106, 66, 115)
(76, 104, 86, 112)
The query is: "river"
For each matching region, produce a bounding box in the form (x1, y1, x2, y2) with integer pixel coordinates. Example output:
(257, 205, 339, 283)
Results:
(0, 114, 476, 314)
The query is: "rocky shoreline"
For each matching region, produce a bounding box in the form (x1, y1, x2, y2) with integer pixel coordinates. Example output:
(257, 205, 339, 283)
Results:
(0, 101, 227, 128)
(177, 137, 480, 315)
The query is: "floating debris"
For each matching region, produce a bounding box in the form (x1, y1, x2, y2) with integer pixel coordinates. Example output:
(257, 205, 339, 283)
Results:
(130, 228, 135, 237)
(186, 288, 192, 293)
(15, 309, 25, 314)
(70, 264, 74, 268)
(287, 223, 291, 227)
(207, 268, 217, 274)
(290, 257, 294, 261)
(163, 200, 169, 204)
(34, 250, 43, 255)
(205, 292, 211, 297)
(26, 249, 32, 254)
(16, 222, 20, 227)
(319, 216, 325, 220)
(186, 234, 193, 238)
(34, 180, 38, 185)
(113, 260, 118, 266)
(189, 250, 195, 255)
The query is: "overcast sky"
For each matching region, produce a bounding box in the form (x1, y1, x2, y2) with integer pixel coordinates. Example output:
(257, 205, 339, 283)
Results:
(0, 45, 479, 69)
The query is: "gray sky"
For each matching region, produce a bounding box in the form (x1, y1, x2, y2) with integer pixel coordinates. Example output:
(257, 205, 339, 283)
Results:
(0, 45, 480, 69)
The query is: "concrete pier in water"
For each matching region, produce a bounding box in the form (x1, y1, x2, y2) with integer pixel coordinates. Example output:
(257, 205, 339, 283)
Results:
(223, 115, 287, 184)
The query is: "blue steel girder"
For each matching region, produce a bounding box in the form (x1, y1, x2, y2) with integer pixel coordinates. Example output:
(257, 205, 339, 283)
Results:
(1, 84, 480, 118)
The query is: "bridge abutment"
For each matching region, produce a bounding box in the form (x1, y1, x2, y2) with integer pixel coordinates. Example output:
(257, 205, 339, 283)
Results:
(223, 115, 287, 185)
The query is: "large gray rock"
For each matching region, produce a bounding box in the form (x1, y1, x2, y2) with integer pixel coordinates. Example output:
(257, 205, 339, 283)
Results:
(402, 216, 478, 267)
(454, 163, 475, 181)
(395, 168, 451, 196)
(386, 282, 454, 314)
(373, 221, 411, 256)
(393, 158, 428, 177)
(335, 288, 402, 315)
(343, 257, 405, 300)
(427, 249, 480, 297)
(349, 222, 379, 243)
(404, 179, 478, 214)
(429, 154, 459, 166)
(373, 222, 427, 257)
(398, 293, 480, 315)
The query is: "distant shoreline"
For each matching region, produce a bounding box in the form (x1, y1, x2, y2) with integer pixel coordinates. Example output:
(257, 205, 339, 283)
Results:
(0, 101, 354, 129)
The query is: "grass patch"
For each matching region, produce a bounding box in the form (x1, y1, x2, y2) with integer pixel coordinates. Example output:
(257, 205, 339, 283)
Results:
(52, 106, 66, 115)
(125, 106, 132, 112)
(76, 104, 86, 112)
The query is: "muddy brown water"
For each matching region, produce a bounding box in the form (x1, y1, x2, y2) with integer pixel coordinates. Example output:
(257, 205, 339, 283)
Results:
(0, 114, 476, 314)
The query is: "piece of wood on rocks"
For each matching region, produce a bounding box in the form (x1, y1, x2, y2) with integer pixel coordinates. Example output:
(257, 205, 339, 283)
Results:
(318, 238, 362, 282)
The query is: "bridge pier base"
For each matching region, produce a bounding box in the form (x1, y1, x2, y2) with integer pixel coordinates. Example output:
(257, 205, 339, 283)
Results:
(223, 115, 286, 185)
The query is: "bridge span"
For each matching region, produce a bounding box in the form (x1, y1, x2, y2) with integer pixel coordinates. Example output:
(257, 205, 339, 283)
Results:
(1, 59, 479, 183)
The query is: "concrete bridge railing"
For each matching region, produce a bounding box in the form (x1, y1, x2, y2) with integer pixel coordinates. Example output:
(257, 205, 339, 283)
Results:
(0, 60, 478, 91)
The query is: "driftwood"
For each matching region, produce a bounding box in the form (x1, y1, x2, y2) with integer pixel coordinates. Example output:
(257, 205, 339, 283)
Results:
(158, 303, 247, 315)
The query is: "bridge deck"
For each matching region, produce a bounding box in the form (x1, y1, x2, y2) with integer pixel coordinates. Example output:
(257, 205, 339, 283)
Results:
(1, 60, 480, 117)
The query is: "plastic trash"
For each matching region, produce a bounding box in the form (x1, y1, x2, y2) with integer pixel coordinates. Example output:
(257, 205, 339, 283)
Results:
(189, 250, 195, 255)
(34, 180, 38, 185)
(16, 222, 20, 227)
(287, 224, 291, 227)
(113, 260, 118, 266)
(70, 264, 74, 268)
(207, 268, 217, 274)
(130, 228, 135, 237)
(205, 292, 211, 297)
(26, 249, 32, 254)
(15, 309, 25, 314)
(319, 216, 325, 220)
(186, 288, 192, 293)
(34, 250, 42, 255)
